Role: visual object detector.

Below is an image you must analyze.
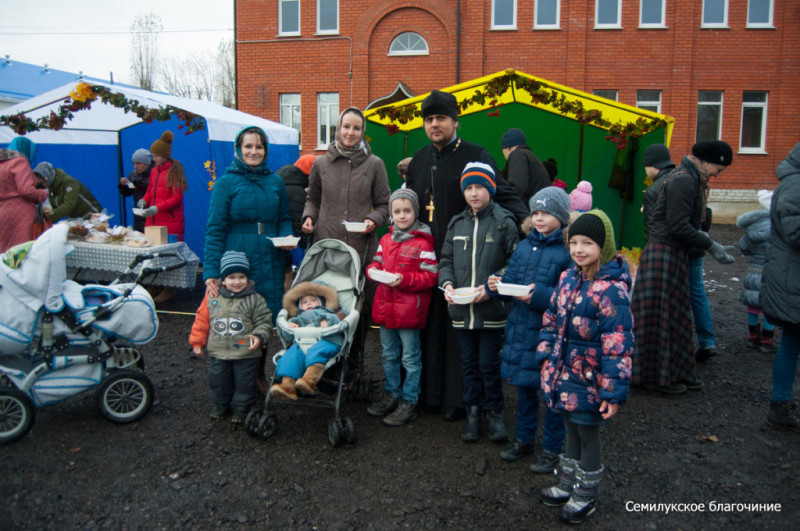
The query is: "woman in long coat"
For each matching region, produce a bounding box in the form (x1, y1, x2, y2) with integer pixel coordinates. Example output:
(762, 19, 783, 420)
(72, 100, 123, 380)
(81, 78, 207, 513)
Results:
(0, 138, 48, 252)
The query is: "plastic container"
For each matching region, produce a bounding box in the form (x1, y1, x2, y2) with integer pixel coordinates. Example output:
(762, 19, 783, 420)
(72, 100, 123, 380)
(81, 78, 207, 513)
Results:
(269, 236, 300, 248)
(368, 269, 399, 284)
(496, 282, 532, 297)
(450, 287, 478, 305)
(342, 221, 369, 232)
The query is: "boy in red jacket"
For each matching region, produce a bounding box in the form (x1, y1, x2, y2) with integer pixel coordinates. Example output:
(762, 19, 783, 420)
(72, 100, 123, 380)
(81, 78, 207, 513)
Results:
(366, 189, 438, 426)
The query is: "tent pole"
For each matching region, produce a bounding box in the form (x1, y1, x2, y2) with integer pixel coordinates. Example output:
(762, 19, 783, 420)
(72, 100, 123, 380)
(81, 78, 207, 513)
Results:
(578, 123, 584, 182)
(117, 130, 127, 227)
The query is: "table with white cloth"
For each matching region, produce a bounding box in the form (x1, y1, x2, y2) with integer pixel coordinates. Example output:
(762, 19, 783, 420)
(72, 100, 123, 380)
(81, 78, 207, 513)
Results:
(65, 241, 200, 288)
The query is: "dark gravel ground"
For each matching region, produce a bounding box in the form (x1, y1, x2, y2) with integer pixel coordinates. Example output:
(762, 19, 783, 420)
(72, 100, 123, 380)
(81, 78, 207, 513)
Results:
(1, 224, 798, 529)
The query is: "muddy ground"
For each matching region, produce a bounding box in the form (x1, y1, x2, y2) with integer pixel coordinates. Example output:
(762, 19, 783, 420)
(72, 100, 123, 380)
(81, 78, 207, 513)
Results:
(1, 224, 797, 529)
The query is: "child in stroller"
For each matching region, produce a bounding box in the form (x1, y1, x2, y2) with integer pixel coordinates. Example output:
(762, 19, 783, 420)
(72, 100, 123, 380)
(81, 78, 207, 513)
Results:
(246, 239, 364, 447)
(270, 281, 347, 400)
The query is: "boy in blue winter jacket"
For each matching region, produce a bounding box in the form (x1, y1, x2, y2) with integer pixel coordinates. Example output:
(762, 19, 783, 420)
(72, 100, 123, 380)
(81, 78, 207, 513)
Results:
(440, 162, 520, 443)
(487, 186, 572, 472)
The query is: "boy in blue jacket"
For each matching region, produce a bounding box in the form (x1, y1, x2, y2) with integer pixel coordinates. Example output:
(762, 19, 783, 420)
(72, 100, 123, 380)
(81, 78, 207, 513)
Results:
(488, 186, 572, 472)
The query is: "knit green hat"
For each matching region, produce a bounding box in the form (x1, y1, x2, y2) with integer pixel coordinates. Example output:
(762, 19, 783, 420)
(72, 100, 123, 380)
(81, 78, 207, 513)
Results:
(568, 209, 617, 266)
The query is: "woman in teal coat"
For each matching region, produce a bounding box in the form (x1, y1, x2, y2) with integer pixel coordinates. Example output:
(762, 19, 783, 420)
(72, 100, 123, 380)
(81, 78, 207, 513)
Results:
(203, 126, 294, 319)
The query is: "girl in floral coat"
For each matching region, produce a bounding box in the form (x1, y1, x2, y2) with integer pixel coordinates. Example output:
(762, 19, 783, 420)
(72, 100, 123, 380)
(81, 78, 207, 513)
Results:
(537, 209, 633, 524)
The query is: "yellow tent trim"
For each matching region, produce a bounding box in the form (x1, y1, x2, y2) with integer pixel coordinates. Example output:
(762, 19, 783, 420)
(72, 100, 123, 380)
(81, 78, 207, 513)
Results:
(365, 69, 674, 147)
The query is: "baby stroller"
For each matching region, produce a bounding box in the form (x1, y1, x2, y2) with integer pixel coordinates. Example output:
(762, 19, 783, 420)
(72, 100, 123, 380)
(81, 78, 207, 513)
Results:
(0, 223, 185, 444)
(246, 239, 366, 447)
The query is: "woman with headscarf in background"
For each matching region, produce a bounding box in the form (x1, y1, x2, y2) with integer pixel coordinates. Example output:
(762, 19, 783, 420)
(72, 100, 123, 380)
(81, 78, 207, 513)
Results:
(0, 137, 48, 252)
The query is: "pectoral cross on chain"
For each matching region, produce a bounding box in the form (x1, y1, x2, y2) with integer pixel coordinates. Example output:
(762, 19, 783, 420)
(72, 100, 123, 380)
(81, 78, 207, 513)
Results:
(426, 195, 435, 222)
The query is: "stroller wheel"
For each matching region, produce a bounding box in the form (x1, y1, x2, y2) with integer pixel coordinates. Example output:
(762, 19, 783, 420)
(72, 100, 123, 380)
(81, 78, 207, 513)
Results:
(257, 414, 278, 440)
(245, 409, 262, 436)
(328, 418, 345, 448)
(342, 416, 356, 445)
(0, 387, 35, 445)
(94, 370, 154, 424)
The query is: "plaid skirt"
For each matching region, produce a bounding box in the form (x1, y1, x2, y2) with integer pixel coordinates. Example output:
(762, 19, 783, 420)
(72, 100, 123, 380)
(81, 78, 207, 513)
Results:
(631, 242, 695, 386)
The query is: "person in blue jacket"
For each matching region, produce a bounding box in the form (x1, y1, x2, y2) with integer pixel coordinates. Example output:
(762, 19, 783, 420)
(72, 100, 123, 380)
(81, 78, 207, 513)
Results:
(203, 126, 295, 392)
(487, 186, 572, 472)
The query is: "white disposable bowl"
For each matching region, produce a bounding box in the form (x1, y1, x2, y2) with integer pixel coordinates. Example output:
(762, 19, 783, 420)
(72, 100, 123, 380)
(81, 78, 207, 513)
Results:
(496, 282, 531, 297)
(450, 287, 478, 305)
(269, 236, 300, 247)
(369, 269, 399, 284)
(343, 221, 369, 232)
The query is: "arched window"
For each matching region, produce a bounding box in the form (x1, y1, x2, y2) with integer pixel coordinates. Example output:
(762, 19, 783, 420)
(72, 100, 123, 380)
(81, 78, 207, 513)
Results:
(388, 32, 429, 56)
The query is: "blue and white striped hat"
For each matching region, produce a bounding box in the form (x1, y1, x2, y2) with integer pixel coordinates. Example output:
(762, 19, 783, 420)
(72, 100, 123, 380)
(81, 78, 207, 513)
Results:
(220, 251, 250, 278)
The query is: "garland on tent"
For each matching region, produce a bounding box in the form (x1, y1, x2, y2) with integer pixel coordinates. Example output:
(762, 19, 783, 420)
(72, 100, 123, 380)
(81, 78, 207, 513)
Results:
(374, 73, 668, 150)
(0, 82, 205, 136)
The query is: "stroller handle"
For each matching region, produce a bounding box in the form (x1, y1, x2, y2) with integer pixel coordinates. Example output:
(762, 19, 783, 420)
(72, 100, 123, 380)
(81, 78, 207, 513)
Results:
(111, 252, 188, 287)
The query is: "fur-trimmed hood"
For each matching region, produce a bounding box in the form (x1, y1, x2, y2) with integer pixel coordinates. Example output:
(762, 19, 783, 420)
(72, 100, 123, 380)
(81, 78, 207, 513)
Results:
(282, 281, 339, 317)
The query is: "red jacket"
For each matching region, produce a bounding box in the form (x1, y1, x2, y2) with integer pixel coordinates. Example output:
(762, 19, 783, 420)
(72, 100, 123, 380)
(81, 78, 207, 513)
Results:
(368, 226, 438, 329)
(143, 160, 185, 239)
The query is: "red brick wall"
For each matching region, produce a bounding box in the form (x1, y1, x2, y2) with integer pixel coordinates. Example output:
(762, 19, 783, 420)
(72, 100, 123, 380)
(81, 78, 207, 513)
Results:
(235, 0, 800, 189)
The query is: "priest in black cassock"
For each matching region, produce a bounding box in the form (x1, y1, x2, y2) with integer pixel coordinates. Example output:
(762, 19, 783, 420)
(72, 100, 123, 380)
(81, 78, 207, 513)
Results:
(405, 90, 528, 421)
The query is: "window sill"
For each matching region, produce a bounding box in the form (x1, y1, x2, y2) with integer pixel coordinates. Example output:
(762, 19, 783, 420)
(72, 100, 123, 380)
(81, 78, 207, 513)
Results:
(277, 32, 301, 38)
(594, 25, 623, 30)
(746, 24, 776, 29)
(315, 31, 340, 36)
(533, 26, 561, 31)
(738, 149, 768, 155)
(490, 27, 518, 31)
(700, 24, 730, 29)
(638, 24, 668, 29)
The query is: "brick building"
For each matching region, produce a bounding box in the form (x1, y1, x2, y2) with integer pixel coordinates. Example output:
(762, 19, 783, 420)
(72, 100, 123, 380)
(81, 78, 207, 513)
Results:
(235, 0, 800, 206)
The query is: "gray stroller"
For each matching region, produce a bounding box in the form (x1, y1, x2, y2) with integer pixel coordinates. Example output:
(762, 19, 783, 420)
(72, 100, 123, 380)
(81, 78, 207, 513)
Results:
(246, 239, 366, 447)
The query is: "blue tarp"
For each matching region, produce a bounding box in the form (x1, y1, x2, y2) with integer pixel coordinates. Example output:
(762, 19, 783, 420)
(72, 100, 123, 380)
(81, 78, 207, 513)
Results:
(1, 81, 299, 262)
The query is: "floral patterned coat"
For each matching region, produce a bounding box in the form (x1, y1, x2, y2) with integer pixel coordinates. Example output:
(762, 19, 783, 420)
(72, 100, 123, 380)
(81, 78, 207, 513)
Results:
(539, 256, 634, 413)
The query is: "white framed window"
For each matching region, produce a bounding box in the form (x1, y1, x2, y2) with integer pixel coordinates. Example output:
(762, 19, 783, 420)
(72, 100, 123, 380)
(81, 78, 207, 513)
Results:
(280, 93, 302, 146)
(279, 0, 300, 36)
(317, 93, 339, 149)
(534, 0, 560, 29)
(492, 0, 517, 30)
(593, 89, 618, 102)
(747, 0, 774, 28)
(696, 91, 723, 142)
(740, 91, 768, 153)
(639, 0, 665, 28)
(317, 0, 339, 35)
(595, 0, 622, 29)
(637, 90, 662, 113)
(388, 32, 429, 56)
(702, 0, 728, 28)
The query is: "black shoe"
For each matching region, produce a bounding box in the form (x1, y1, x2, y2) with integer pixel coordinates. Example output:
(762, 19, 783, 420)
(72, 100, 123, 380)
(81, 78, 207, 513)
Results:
(383, 401, 418, 426)
(500, 439, 534, 461)
(642, 382, 688, 394)
(682, 374, 704, 391)
(530, 450, 560, 474)
(767, 401, 800, 431)
(695, 347, 717, 363)
(485, 410, 509, 442)
(443, 406, 466, 421)
(367, 395, 399, 417)
(461, 405, 481, 442)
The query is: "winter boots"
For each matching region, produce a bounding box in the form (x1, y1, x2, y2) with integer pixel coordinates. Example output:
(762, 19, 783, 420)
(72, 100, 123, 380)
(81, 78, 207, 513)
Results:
(270, 377, 297, 401)
(485, 410, 509, 442)
(747, 324, 761, 349)
(538, 455, 579, 506)
(767, 401, 800, 432)
(295, 363, 325, 396)
(539, 457, 604, 524)
(558, 465, 605, 523)
(759, 329, 776, 353)
(461, 405, 481, 442)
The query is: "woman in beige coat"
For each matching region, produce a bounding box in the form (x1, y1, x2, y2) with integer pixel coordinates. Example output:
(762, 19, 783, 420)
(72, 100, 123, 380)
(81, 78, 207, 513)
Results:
(301, 107, 390, 263)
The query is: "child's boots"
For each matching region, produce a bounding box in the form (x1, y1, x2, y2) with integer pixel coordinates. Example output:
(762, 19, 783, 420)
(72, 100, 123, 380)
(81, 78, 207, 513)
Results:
(558, 465, 604, 524)
(747, 325, 761, 348)
(538, 455, 578, 506)
(296, 363, 325, 396)
(759, 329, 776, 353)
(270, 377, 297, 401)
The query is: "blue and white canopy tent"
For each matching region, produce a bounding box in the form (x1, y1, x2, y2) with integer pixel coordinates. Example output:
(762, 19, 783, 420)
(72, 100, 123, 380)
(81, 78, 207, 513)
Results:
(0, 81, 299, 261)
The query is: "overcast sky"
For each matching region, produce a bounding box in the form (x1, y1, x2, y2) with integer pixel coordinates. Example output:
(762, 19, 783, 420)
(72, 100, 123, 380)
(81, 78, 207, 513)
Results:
(2, 0, 234, 84)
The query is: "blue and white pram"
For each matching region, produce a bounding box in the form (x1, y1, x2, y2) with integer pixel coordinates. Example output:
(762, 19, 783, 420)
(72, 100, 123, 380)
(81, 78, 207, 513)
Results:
(0, 224, 183, 444)
(246, 239, 365, 447)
